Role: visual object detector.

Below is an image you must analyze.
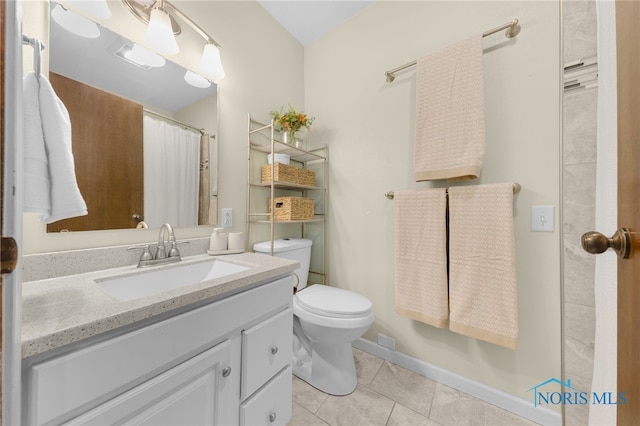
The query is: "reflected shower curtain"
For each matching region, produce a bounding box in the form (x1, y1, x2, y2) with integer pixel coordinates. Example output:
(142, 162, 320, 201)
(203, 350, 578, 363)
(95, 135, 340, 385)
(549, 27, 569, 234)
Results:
(143, 116, 200, 228)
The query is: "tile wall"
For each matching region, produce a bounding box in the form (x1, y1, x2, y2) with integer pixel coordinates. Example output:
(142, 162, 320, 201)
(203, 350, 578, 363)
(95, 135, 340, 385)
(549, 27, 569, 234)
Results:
(562, 1, 598, 424)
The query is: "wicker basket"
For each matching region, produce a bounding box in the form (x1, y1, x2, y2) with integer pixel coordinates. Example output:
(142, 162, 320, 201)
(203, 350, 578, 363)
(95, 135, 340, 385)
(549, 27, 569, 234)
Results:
(269, 197, 314, 221)
(262, 163, 315, 187)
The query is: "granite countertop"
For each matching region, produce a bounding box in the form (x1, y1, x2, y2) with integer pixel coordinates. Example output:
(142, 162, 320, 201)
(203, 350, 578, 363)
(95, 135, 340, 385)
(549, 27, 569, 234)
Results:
(22, 252, 298, 359)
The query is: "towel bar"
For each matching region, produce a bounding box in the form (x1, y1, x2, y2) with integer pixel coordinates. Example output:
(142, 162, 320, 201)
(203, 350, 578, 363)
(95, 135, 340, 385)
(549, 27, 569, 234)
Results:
(22, 34, 45, 77)
(385, 183, 521, 199)
(384, 19, 521, 83)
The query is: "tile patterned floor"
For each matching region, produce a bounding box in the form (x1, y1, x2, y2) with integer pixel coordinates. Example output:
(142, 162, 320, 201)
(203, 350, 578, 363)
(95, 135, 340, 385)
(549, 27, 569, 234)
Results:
(288, 348, 540, 426)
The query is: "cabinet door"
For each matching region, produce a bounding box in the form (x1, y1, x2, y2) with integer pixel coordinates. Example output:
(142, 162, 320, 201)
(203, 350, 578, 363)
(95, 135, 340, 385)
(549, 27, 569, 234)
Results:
(64, 340, 232, 426)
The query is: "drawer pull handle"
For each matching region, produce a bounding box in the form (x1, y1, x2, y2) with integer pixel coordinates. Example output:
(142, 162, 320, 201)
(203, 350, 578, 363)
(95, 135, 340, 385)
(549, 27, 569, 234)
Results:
(269, 412, 277, 423)
(270, 346, 278, 355)
(222, 366, 232, 378)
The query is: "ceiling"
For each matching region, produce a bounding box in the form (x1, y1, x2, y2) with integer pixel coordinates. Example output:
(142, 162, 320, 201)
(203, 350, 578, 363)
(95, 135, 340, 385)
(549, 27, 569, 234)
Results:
(257, 1, 374, 46)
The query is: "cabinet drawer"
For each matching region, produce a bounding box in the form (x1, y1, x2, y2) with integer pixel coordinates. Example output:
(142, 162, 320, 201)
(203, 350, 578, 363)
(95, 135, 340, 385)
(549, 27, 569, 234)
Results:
(242, 308, 293, 399)
(240, 366, 292, 426)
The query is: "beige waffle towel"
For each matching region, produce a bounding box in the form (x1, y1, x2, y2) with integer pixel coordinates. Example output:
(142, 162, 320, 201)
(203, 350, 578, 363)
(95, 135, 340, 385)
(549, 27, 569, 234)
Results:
(448, 183, 518, 349)
(394, 189, 448, 328)
(414, 35, 485, 182)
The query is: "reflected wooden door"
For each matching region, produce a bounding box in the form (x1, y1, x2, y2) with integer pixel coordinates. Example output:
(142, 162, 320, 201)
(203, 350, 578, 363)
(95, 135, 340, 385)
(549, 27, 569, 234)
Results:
(616, 0, 640, 423)
(47, 73, 144, 232)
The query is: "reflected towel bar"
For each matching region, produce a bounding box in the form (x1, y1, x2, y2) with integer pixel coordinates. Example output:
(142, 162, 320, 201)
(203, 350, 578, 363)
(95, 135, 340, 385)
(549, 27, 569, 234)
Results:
(385, 183, 521, 200)
(384, 19, 521, 83)
(22, 34, 45, 77)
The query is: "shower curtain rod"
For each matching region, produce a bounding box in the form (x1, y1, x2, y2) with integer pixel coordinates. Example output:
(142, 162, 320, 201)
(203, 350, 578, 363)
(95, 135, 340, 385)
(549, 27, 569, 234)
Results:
(22, 34, 45, 77)
(385, 183, 521, 200)
(143, 109, 205, 135)
(384, 18, 521, 83)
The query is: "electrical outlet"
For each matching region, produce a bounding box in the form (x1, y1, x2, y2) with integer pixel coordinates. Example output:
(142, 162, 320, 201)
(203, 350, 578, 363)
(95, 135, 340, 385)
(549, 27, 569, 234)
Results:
(377, 333, 396, 351)
(221, 208, 232, 228)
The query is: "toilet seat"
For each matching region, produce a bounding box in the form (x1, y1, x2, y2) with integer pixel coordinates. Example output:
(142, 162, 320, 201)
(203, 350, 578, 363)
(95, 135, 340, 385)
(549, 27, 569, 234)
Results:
(294, 285, 374, 329)
(296, 285, 372, 318)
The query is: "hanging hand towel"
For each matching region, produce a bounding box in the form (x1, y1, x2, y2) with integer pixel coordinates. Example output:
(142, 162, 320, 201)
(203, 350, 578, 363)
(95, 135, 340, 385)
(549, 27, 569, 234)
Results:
(38, 74, 87, 223)
(23, 72, 51, 215)
(414, 35, 486, 182)
(394, 188, 448, 328)
(448, 183, 518, 349)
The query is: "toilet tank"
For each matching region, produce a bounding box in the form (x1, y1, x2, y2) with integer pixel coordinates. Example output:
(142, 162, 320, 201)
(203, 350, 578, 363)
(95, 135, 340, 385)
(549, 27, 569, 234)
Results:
(253, 238, 312, 290)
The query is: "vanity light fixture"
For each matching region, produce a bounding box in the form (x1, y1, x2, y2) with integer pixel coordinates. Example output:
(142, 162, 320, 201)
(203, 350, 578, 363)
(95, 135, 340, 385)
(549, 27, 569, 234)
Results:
(199, 43, 225, 80)
(123, 0, 225, 80)
(184, 70, 211, 89)
(145, 5, 179, 54)
(51, 4, 101, 38)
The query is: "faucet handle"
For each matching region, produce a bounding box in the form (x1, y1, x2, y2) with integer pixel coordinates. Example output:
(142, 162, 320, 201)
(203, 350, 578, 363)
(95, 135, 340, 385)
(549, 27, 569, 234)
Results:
(128, 245, 154, 262)
(167, 237, 190, 258)
(168, 240, 181, 258)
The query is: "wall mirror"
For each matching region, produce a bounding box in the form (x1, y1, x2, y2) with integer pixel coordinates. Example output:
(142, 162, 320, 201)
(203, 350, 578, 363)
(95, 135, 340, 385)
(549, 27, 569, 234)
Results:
(44, 1, 218, 232)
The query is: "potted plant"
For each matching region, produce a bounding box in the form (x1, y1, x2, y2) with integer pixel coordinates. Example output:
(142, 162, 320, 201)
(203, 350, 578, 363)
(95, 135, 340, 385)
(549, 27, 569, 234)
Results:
(270, 105, 315, 146)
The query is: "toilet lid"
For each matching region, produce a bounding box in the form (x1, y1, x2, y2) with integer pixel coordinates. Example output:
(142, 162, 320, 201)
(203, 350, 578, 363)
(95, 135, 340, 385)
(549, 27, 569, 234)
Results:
(296, 285, 372, 317)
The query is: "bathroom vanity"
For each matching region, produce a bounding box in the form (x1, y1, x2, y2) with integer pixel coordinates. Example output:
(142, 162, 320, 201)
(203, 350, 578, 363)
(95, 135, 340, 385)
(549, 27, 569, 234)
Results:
(20, 252, 297, 425)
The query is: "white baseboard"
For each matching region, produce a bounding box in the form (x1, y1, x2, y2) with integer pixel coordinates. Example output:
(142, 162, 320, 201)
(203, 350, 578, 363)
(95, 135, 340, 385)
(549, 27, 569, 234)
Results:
(353, 338, 561, 426)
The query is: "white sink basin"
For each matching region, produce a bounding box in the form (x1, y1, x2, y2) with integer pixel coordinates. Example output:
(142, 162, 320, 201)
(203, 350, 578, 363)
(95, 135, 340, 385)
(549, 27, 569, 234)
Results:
(96, 259, 250, 301)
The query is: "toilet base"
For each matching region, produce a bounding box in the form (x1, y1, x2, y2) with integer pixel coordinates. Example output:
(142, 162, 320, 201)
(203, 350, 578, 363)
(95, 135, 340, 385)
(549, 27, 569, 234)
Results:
(293, 341, 358, 396)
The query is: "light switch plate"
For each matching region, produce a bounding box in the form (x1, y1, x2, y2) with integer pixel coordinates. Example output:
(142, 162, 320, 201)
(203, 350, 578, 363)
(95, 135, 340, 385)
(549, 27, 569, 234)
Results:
(531, 205, 554, 232)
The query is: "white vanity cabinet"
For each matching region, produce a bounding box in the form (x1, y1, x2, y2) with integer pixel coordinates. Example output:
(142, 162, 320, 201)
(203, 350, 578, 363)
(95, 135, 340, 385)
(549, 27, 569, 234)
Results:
(22, 276, 294, 426)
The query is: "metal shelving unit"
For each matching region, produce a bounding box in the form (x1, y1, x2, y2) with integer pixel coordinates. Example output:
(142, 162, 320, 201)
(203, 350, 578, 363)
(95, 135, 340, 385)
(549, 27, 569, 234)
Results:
(247, 114, 328, 284)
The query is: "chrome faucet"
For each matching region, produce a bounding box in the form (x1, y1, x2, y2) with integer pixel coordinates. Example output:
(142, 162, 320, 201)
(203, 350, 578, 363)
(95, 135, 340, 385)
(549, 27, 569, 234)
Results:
(156, 223, 175, 259)
(128, 223, 183, 268)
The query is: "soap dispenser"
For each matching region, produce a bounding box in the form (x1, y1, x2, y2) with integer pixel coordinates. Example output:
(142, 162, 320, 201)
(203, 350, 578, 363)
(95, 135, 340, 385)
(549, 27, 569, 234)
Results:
(209, 227, 228, 252)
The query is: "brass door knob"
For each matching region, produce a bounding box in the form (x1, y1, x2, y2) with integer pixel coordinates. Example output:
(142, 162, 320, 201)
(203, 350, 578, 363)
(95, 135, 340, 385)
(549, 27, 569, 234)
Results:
(581, 228, 632, 259)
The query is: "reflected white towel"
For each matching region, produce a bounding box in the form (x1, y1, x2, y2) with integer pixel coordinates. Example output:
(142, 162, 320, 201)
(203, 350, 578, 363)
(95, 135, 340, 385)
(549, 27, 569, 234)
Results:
(394, 188, 448, 328)
(38, 74, 87, 223)
(23, 72, 51, 214)
(448, 183, 518, 349)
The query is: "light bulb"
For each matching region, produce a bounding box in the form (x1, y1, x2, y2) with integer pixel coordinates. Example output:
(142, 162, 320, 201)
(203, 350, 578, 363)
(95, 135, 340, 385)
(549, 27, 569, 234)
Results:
(184, 70, 211, 88)
(144, 8, 179, 55)
(51, 4, 100, 38)
(199, 43, 225, 80)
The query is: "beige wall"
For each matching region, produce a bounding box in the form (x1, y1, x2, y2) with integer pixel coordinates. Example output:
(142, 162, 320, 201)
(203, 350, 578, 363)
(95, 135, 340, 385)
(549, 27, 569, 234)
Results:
(304, 1, 562, 399)
(22, 0, 304, 253)
(23, 0, 563, 403)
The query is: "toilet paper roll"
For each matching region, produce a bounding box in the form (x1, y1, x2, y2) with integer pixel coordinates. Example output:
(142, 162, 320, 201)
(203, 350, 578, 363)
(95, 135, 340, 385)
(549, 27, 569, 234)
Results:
(228, 232, 244, 251)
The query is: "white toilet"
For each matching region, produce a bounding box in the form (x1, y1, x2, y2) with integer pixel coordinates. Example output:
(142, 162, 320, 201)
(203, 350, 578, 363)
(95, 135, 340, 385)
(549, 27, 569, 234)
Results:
(254, 238, 373, 396)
